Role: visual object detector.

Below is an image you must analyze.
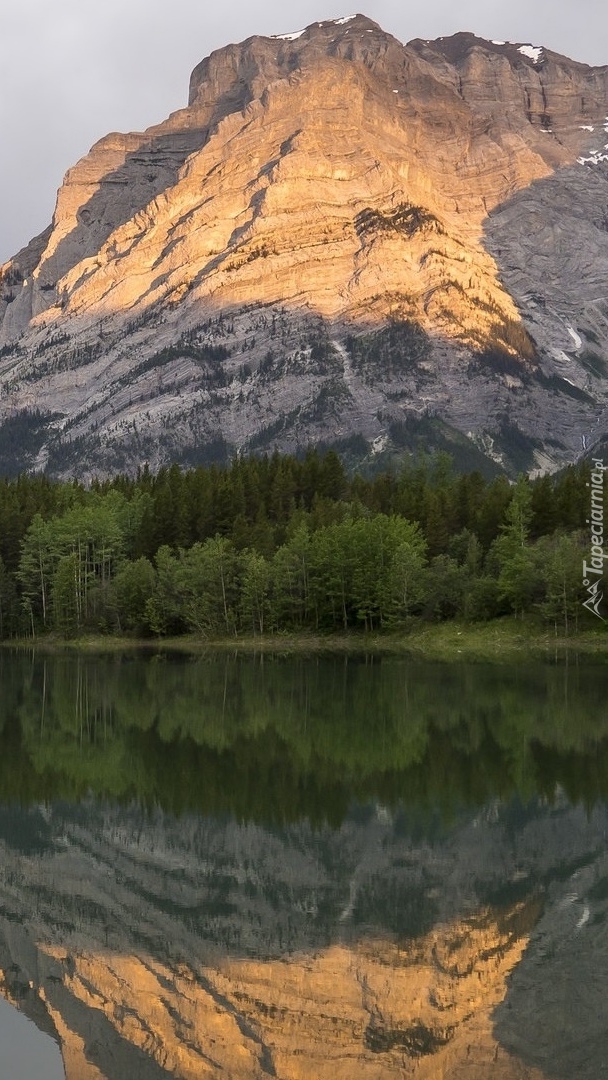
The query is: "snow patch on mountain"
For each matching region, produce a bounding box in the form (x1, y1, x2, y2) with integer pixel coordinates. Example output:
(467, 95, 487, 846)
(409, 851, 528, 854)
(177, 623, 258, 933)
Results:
(518, 44, 544, 64)
(567, 325, 582, 350)
(577, 148, 608, 165)
(272, 28, 306, 41)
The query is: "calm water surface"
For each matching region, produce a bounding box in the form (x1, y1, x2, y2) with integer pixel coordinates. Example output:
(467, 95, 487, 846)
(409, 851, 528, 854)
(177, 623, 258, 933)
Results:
(0, 650, 607, 1079)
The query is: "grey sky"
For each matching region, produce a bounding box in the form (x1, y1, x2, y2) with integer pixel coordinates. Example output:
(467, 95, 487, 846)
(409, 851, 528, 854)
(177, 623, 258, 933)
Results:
(2, 0, 607, 263)
(0, 996, 64, 1080)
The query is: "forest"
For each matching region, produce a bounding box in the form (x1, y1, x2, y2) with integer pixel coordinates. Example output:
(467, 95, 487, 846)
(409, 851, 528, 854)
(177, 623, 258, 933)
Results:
(0, 449, 600, 640)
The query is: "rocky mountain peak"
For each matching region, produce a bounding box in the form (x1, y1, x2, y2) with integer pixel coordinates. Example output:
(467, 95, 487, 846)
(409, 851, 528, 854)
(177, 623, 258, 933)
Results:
(1, 18, 608, 478)
(186, 15, 394, 116)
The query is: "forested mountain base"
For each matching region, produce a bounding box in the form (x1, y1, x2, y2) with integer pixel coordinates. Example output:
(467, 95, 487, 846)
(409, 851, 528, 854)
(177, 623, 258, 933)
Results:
(0, 451, 600, 640)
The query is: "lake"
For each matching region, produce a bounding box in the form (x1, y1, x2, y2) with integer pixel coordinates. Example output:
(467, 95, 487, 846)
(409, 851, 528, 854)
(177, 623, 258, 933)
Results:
(0, 649, 607, 1078)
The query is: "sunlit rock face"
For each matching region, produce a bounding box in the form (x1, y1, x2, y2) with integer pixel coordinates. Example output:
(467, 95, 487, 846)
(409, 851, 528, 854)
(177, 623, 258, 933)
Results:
(1, 17, 608, 477)
(1, 800, 607, 1079)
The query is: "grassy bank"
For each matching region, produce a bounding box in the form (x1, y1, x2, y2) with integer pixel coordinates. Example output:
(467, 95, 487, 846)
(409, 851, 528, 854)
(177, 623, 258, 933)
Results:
(2, 617, 607, 662)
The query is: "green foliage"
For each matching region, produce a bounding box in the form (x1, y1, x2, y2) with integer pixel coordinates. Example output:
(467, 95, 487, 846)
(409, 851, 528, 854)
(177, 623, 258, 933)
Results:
(0, 410, 58, 478)
(112, 556, 156, 634)
(346, 320, 431, 383)
(388, 416, 501, 479)
(52, 552, 81, 637)
(355, 203, 443, 239)
(469, 345, 531, 380)
(0, 451, 600, 639)
(132, 341, 230, 381)
(178, 537, 239, 636)
(534, 531, 586, 633)
(488, 318, 537, 360)
(492, 478, 537, 616)
(578, 348, 608, 378)
(18, 499, 125, 633)
(3, 651, 608, 822)
(536, 372, 594, 403)
(0, 555, 21, 638)
(240, 551, 272, 634)
(493, 417, 544, 475)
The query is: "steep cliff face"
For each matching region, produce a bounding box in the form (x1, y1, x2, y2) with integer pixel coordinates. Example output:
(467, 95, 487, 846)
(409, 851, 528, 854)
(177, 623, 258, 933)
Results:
(1, 16, 608, 477)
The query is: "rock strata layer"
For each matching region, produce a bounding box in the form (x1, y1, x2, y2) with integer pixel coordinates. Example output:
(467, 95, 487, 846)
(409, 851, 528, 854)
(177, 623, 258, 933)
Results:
(1, 17, 608, 476)
(1, 798, 607, 1079)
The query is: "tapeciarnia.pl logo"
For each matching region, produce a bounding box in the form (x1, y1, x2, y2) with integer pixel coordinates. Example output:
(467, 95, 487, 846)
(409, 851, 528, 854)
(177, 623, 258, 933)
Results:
(582, 458, 606, 620)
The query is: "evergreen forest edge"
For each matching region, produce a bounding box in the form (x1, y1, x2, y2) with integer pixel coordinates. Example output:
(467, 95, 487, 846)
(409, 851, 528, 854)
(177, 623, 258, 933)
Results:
(0, 450, 604, 643)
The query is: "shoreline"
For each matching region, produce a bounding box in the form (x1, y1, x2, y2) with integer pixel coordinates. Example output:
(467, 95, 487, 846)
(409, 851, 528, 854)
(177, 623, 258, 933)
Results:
(2, 618, 607, 662)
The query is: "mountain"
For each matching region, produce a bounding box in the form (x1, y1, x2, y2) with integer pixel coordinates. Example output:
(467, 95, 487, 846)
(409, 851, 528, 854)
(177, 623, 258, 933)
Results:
(2, 797, 608, 1079)
(1, 15, 608, 478)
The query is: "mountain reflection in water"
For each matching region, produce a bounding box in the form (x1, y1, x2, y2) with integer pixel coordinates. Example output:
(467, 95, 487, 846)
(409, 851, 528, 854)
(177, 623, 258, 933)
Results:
(0, 650, 607, 1079)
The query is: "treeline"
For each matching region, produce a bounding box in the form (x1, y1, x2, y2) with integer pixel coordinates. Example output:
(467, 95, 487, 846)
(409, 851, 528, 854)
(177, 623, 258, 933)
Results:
(0, 450, 597, 638)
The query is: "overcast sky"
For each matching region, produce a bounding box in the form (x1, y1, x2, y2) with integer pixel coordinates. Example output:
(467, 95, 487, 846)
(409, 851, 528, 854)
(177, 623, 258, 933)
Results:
(2, 0, 607, 263)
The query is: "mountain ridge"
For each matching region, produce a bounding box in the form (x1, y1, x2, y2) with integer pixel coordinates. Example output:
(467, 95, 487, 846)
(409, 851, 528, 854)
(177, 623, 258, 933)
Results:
(1, 15, 608, 478)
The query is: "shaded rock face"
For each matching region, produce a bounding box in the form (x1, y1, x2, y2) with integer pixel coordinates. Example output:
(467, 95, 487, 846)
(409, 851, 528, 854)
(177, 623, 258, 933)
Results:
(1, 798, 607, 1079)
(1, 16, 608, 477)
(484, 163, 608, 373)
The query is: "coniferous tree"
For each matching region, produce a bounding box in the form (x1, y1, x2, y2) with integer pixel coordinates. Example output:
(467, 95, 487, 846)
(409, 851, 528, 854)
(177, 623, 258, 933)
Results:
(492, 478, 537, 616)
